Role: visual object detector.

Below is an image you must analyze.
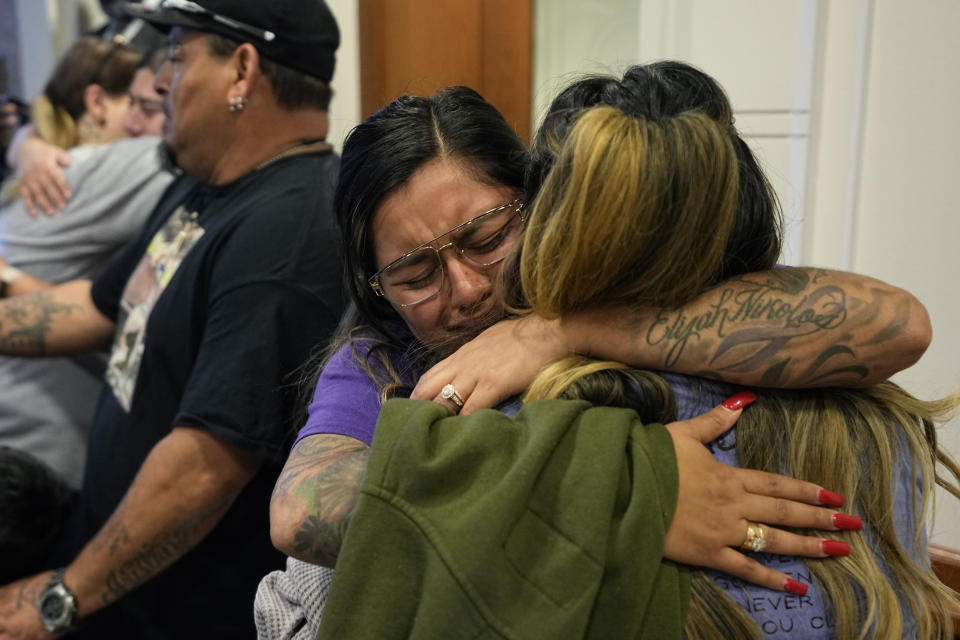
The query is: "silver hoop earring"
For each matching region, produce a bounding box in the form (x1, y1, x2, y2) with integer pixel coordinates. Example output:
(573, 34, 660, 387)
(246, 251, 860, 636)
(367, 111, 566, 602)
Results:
(228, 96, 248, 112)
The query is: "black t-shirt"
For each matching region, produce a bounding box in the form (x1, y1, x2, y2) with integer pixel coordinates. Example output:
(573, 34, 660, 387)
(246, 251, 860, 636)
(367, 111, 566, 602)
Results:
(74, 151, 344, 638)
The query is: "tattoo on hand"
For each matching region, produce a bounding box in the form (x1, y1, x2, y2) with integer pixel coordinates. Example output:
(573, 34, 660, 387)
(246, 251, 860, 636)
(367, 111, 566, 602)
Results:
(0, 293, 78, 355)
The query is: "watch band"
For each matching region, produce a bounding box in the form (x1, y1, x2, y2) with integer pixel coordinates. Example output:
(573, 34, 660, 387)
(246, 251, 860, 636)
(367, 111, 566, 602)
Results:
(47, 566, 68, 586)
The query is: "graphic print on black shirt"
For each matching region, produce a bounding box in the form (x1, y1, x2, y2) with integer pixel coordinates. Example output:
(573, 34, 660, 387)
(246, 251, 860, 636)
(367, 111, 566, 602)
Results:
(106, 205, 205, 411)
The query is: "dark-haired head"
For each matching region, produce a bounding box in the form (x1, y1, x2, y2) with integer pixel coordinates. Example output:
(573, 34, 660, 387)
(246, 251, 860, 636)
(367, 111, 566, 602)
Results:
(527, 61, 782, 281)
(336, 86, 528, 346)
(0, 446, 71, 583)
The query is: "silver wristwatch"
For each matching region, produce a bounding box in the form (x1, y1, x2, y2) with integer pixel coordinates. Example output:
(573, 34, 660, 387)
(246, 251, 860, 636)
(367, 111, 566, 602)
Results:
(37, 567, 77, 632)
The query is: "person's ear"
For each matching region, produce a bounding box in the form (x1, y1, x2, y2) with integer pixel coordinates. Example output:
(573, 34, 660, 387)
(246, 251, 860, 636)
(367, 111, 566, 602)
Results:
(83, 83, 108, 124)
(227, 43, 260, 108)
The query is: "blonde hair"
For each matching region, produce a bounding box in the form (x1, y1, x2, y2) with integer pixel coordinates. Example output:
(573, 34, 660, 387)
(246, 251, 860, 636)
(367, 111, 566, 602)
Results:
(519, 105, 738, 315)
(2, 38, 140, 202)
(32, 37, 140, 150)
(520, 82, 960, 639)
(676, 387, 960, 640)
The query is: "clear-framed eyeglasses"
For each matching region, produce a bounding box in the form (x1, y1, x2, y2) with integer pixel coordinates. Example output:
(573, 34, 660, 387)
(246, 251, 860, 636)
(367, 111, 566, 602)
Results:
(369, 199, 525, 307)
(158, 0, 277, 42)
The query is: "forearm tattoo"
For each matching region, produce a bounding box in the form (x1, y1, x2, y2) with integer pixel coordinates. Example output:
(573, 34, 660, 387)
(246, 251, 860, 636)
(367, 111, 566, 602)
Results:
(100, 520, 200, 606)
(0, 292, 78, 356)
(274, 437, 368, 565)
(644, 268, 898, 386)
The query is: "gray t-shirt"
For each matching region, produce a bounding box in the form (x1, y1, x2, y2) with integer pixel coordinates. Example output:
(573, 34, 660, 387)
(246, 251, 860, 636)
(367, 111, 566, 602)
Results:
(0, 136, 173, 487)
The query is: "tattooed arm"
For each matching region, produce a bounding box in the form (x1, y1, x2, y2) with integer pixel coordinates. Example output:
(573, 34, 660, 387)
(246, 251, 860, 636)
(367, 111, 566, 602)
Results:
(269, 434, 368, 567)
(0, 427, 261, 634)
(579, 267, 929, 386)
(412, 268, 931, 413)
(0, 280, 115, 357)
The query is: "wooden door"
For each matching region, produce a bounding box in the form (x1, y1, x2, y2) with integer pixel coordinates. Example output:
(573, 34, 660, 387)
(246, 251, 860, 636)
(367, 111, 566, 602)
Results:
(358, 0, 532, 142)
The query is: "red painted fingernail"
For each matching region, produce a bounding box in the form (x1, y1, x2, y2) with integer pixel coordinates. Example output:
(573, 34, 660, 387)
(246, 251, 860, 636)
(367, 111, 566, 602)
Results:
(832, 513, 862, 531)
(721, 391, 757, 411)
(821, 540, 850, 556)
(784, 578, 807, 596)
(818, 489, 844, 507)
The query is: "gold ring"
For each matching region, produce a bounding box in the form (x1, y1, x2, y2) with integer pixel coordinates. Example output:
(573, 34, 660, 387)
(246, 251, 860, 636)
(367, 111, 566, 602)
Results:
(440, 384, 464, 408)
(740, 522, 766, 552)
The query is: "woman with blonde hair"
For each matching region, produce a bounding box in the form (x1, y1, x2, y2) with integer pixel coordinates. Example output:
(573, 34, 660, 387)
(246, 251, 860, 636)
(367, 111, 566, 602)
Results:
(0, 40, 171, 493)
(2, 37, 142, 207)
(32, 37, 142, 150)
(418, 61, 960, 638)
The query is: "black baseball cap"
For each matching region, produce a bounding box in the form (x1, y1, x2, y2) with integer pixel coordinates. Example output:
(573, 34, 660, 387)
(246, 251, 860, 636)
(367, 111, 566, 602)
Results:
(123, 0, 339, 83)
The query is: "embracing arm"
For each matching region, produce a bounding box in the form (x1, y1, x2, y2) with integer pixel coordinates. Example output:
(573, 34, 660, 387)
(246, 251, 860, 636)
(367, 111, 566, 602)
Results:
(8, 129, 72, 216)
(0, 428, 261, 636)
(570, 267, 929, 387)
(269, 434, 368, 568)
(0, 279, 115, 357)
(413, 267, 930, 412)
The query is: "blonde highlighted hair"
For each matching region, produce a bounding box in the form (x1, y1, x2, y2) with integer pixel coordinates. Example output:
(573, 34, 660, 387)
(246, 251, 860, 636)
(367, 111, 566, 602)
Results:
(519, 105, 738, 316)
(32, 37, 140, 150)
(2, 38, 140, 203)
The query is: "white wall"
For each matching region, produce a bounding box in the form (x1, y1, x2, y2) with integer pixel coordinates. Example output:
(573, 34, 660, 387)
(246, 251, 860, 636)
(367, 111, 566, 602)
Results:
(325, 0, 361, 152)
(533, 0, 960, 547)
(816, 0, 960, 545)
(533, 0, 819, 265)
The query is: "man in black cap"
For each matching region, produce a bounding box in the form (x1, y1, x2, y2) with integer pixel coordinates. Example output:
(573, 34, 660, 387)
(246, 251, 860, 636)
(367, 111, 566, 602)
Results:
(0, 1, 344, 637)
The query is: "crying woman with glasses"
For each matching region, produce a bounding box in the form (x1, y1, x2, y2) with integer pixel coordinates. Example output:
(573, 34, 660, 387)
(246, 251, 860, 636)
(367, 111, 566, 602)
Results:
(260, 84, 937, 637)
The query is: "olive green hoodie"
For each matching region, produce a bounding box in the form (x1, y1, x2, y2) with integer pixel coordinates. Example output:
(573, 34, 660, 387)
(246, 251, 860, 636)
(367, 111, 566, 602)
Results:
(317, 398, 690, 639)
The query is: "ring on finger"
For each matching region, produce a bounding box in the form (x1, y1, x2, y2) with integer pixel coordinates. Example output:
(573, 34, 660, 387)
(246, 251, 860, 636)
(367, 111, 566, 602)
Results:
(440, 383, 464, 409)
(740, 522, 767, 552)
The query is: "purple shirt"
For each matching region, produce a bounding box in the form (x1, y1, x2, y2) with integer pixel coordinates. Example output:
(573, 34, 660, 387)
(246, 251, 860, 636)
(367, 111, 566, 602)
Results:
(296, 340, 413, 447)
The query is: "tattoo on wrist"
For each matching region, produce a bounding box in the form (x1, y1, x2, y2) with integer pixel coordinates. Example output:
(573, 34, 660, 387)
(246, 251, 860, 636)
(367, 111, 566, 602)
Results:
(0, 293, 78, 355)
(15, 580, 41, 611)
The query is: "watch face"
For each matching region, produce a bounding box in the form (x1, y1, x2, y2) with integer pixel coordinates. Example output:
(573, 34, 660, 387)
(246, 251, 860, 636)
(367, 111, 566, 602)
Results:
(40, 593, 65, 620)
